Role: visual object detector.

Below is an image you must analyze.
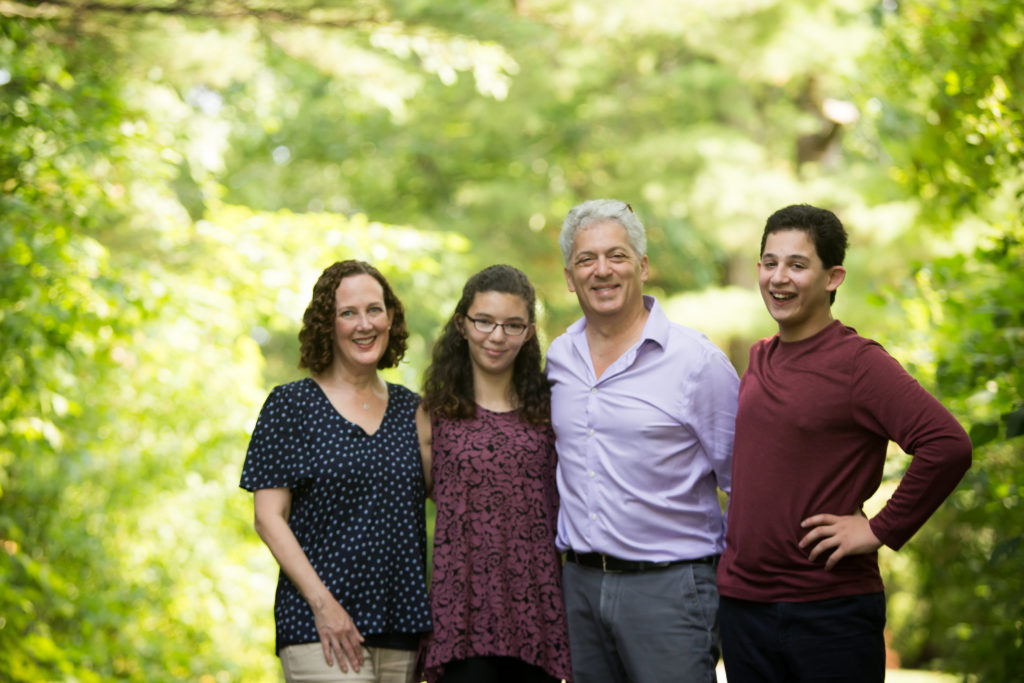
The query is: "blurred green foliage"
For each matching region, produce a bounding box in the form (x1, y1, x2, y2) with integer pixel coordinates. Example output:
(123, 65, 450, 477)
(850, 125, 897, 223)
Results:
(858, 2, 1024, 677)
(1, 0, 1021, 680)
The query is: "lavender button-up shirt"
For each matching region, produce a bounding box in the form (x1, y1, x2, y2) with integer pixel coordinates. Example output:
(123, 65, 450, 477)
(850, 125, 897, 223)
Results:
(548, 296, 739, 562)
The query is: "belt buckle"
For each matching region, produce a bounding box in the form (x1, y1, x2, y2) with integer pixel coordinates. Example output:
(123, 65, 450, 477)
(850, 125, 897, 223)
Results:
(601, 554, 622, 574)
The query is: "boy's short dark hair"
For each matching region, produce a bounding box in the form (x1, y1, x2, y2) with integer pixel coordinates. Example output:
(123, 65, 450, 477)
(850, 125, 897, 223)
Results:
(762, 204, 848, 304)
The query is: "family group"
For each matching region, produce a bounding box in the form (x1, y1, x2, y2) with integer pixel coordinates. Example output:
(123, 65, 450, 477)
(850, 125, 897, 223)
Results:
(240, 200, 972, 683)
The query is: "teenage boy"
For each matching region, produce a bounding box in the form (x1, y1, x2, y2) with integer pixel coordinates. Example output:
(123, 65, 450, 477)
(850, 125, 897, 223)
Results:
(717, 204, 972, 682)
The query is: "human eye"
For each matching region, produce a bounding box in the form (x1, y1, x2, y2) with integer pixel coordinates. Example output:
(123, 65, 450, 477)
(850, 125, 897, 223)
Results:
(505, 323, 527, 335)
(610, 251, 629, 262)
(575, 254, 595, 266)
(471, 317, 496, 332)
(338, 309, 354, 318)
(761, 260, 777, 269)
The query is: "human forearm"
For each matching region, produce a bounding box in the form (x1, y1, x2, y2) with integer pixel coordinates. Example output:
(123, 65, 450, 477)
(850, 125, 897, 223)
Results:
(852, 345, 973, 549)
(869, 431, 971, 549)
(253, 488, 364, 671)
(254, 511, 334, 607)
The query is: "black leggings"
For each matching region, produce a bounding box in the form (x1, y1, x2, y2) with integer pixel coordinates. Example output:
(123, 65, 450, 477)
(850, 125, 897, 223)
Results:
(437, 656, 560, 683)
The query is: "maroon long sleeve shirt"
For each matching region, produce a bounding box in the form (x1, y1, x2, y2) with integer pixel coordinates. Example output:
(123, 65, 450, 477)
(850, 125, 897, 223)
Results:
(718, 321, 972, 602)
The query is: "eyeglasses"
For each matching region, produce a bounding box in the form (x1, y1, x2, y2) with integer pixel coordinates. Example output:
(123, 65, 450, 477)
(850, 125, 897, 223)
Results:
(465, 315, 529, 336)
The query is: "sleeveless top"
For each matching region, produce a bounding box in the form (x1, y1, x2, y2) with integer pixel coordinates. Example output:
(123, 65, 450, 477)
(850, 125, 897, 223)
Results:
(420, 407, 572, 681)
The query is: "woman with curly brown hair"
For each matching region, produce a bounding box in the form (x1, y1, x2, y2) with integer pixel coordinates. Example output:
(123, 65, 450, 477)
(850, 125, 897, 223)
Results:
(241, 260, 431, 683)
(417, 264, 571, 683)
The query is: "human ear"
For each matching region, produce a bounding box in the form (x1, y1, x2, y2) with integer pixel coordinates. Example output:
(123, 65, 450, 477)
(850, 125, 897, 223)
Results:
(564, 267, 576, 293)
(826, 265, 847, 292)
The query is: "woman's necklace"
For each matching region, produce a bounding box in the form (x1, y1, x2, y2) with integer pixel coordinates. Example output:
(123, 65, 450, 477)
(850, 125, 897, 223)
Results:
(316, 375, 384, 411)
(360, 381, 388, 410)
(354, 383, 384, 410)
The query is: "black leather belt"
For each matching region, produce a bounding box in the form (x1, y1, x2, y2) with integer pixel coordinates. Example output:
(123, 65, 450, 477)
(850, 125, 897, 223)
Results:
(565, 549, 716, 573)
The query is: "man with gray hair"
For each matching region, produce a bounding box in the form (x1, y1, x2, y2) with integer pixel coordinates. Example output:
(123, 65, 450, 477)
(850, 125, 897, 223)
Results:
(546, 199, 739, 682)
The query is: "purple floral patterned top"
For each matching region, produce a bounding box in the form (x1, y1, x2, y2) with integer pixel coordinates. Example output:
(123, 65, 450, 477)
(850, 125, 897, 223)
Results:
(420, 407, 572, 681)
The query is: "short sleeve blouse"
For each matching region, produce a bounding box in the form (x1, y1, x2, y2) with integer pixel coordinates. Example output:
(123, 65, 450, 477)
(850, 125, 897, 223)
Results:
(240, 378, 432, 653)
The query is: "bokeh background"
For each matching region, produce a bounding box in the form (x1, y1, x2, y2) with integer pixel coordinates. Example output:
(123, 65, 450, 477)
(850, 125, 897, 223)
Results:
(1, 1, 1021, 680)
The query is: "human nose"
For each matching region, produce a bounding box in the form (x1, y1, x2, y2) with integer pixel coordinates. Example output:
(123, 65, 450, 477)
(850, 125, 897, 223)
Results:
(770, 266, 790, 284)
(487, 323, 508, 338)
(594, 256, 613, 277)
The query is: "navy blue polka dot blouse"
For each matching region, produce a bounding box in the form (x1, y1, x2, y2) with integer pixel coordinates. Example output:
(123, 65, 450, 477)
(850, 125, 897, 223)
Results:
(240, 378, 432, 654)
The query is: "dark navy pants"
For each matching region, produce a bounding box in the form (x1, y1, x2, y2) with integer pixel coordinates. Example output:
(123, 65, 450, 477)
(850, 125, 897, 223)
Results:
(720, 592, 886, 683)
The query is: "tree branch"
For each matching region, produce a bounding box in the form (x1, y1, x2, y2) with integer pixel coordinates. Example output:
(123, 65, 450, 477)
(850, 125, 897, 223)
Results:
(3, 0, 392, 29)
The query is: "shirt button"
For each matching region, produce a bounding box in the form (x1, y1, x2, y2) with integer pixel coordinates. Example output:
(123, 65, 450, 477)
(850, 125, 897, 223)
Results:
(589, 471, 595, 478)
(588, 428, 594, 436)
(590, 513, 597, 520)
(591, 387, 598, 393)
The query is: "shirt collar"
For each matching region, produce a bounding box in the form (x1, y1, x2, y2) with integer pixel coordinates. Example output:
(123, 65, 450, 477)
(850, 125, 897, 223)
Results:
(568, 295, 669, 350)
(640, 295, 669, 350)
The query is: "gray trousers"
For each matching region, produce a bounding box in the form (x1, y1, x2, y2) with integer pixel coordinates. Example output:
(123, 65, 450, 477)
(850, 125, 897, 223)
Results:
(562, 559, 720, 683)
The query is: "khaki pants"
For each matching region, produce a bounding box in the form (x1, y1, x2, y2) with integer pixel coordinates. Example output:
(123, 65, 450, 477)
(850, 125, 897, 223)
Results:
(279, 643, 417, 683)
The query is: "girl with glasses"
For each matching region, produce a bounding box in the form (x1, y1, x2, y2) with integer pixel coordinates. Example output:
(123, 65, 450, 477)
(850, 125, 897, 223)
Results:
(416, 265, 571, 683)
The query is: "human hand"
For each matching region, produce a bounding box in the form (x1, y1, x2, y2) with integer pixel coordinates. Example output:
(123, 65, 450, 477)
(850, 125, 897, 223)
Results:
(311, 596, 364, 672)
(798, 512, 882, 571)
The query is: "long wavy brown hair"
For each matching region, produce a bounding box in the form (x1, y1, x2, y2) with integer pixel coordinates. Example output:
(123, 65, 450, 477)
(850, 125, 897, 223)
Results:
(298, 260, 409, 373)
(421, 264, 550, 425)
